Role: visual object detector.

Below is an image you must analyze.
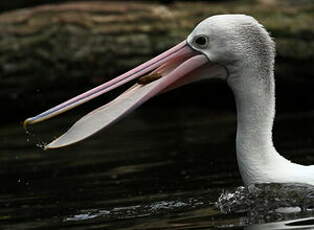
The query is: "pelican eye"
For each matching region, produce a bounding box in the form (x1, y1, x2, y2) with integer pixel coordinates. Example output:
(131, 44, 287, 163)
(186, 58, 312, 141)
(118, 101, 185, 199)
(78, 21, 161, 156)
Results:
(193, 35, 209, 48)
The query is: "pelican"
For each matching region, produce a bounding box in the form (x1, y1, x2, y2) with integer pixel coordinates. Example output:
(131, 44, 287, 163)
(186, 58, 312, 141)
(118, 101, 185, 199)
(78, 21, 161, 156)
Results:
(24, 14, 314, 186)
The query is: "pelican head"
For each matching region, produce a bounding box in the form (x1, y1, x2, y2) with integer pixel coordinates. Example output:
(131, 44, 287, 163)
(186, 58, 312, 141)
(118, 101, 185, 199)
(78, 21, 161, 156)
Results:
(188, 15, 275, 81)
(24, 14, 314, 186)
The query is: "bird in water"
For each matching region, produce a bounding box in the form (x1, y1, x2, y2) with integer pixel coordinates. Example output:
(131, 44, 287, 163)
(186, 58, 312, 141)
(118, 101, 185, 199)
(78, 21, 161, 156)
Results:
(24, 14, 314, 186)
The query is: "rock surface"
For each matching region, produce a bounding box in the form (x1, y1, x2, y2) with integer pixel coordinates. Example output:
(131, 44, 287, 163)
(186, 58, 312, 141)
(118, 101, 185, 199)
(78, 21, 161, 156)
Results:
(0, 1, 313, 119)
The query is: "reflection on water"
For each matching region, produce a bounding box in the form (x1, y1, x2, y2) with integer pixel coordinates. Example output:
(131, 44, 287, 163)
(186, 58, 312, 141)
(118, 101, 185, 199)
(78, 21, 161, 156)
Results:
(246, 218, 314, 230)
(65, 198, 213, 222)
(0, 107, 314, 229)
(217, 183, 314, 212)
(217, 183, 314, 224)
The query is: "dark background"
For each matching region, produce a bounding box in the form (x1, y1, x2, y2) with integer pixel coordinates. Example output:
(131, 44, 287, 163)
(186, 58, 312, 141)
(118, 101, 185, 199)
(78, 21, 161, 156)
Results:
(0, 0, 313, 123)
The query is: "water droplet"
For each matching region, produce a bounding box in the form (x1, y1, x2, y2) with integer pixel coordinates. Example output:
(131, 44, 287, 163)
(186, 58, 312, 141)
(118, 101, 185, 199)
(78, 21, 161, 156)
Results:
(36, 141, 47, 150)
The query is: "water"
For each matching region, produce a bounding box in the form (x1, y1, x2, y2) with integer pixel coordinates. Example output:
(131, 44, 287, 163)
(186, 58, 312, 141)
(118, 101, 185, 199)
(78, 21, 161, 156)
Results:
(1, 107, 314, 229)
(217, 183, 314, 215)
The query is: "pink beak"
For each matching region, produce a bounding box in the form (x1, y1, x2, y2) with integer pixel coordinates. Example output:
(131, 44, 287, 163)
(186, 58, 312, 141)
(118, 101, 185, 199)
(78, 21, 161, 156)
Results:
(24, 41, 214, 149)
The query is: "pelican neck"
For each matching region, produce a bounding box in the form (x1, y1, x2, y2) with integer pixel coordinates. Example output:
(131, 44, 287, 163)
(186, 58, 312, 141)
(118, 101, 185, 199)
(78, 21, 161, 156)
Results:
(227, 67, 283, 184)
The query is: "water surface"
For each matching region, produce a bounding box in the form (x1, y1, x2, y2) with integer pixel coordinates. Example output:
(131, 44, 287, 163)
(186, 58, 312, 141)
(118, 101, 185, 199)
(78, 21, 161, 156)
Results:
(1, 107, 314, 229)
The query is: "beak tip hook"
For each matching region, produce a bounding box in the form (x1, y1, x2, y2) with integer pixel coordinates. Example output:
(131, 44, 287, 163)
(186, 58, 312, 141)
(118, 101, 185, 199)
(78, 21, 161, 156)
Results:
(23, 118, 33, 130)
